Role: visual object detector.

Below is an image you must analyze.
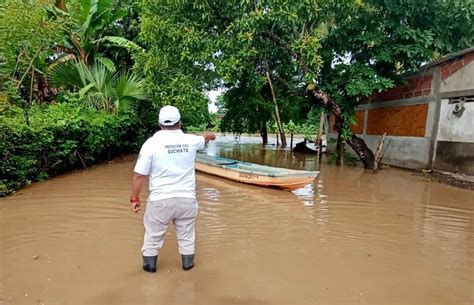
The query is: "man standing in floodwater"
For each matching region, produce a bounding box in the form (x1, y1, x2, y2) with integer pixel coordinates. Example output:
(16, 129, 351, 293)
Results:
(130, 105, 216, 273)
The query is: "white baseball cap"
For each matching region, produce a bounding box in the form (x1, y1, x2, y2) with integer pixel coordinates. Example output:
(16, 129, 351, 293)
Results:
(158, 105, 181, 126)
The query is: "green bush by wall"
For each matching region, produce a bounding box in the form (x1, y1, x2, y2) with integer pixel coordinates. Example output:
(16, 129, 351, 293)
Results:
(0, 104, 152, 196)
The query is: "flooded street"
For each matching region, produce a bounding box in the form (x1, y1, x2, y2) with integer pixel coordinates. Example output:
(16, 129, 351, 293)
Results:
(1, 138, 473, 305)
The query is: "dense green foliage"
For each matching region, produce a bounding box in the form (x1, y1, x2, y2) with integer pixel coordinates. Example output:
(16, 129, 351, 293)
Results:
(0, 0, 161, 195)
(0, 103, 152, 196)
(137, 0, 474, 167)
(59, 0, 143, 65)
(0, 0, 147, 104)
(137, 0, 215, 128)
(138, 0, 473, 156)
(319, 0, 474, 103)
(49, 60, 146, 111)
(0, 0, 69, 103)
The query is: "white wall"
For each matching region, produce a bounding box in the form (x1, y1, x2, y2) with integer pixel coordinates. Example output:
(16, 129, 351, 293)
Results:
(437, 99, 474, 143)
(326, 134, 431, 169)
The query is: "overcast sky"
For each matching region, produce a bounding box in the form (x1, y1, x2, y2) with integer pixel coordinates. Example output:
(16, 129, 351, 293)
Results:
(207, 88, 224, 113)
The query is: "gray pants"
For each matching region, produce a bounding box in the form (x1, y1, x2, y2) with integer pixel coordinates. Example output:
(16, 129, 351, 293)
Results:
(141, 197, 198, 257)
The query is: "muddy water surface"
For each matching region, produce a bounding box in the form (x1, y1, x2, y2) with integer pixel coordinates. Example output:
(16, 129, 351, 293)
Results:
(1, 139, 473, 305)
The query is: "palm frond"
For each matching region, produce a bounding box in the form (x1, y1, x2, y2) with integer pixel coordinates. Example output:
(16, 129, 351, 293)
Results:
(114, 72, 147, 112)
(78, 83, 96, 99)
(93, 36, 144, 53)
(78, 0, 99, 38)
(90, 61, 115, 96)
(95, 55, 116, 72)
(48, 61, 83, 88)
(50, 57, 146, 112)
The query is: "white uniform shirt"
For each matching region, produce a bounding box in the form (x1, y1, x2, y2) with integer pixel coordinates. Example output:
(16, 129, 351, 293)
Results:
(134, 130, 205, 201)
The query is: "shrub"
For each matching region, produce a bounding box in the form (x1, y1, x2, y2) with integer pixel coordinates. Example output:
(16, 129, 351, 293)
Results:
(0, 103, 152, 196)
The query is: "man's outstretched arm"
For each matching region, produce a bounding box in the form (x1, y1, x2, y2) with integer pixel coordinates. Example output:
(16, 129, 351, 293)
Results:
(202, 132, 216, 145)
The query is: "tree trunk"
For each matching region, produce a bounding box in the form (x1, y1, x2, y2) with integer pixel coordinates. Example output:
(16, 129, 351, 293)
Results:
(266, 70, 287, 148)
(336, 132, 344, 166)
(260, 125, 268, 145)
(290, 132, 294, 149)
(262, 30, 374, 168)
(308, 89, 375, 169)
(346, 133, 375, 169)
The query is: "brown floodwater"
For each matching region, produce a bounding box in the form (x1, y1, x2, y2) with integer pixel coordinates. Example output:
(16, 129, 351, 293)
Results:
(1, 138, 473, 305)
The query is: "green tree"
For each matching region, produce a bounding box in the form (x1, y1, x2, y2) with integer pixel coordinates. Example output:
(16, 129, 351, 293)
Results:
(101, 0, 142, 68)
(314, 0, 474, 167)
(219, 74, 273, 142)
(55, 0, 143, 65)
(137, 0, 214, 128)
(0, 0, 69, 105)
(138, 0, 473, 167)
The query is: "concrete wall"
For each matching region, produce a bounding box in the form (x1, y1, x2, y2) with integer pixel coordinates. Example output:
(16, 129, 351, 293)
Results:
(326, 134, 431, 169)
(431, 52, 474, 175)
(432, 95, 474, 175)
(437, 99, 474, 143)
(328, 93, 436, 169)
(434, 141, 474, 175)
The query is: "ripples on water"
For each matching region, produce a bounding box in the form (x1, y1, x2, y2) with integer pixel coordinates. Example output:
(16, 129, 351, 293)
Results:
(1, 136, 473, 305)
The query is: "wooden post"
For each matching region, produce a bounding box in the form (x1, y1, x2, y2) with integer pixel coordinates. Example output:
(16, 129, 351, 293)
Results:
(316, 110, 324, 168)
(266, 70, 287, 147)
(373, 132, 387, 173)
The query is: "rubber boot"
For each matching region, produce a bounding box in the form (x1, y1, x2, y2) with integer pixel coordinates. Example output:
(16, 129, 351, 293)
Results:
(181, 254, 195, 271)
(143, 255, 157, 273)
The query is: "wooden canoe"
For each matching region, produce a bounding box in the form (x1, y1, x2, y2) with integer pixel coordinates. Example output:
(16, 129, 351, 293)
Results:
(195, 154, 318, 190)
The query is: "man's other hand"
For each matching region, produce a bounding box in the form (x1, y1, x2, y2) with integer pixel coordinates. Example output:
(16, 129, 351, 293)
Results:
(130, 197, 141, 213)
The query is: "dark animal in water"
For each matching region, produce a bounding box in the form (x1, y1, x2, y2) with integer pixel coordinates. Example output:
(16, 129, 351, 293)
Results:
(293, 139, 317, 154)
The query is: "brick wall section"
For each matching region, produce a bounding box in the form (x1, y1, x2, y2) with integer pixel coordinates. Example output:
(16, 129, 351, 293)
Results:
(371, 75, 433, 102)
(350, 111, 365, 134)
(440, 51, 474, 80)
(329, 114, 336, 132)
(329, 112, 364, 134)
(329, 105, 427, 137)
(364, 50, 474, 103)
(367, 104, 428, 137)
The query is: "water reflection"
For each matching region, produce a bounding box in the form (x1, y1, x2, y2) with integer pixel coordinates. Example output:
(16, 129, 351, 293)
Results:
(201, 138, 326, 207)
